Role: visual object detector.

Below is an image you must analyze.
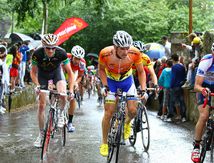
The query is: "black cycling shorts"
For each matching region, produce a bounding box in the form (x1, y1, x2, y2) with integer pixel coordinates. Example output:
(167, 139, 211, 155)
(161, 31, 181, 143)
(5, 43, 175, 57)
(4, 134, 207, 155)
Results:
(38, 66, 65, 90)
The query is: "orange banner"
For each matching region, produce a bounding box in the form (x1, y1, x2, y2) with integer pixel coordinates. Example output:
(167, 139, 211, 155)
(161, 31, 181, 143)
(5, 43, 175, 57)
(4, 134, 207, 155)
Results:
(54, 17, 88, 45)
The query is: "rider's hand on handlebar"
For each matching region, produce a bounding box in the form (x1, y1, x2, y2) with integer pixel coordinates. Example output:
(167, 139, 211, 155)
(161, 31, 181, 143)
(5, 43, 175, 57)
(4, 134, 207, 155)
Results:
(140, 90, 149, 103)
(202, 87, 211, 97)
(68, 92, 74, 101)
(34, 85, 40, 95)
(101, 85, 109, 97)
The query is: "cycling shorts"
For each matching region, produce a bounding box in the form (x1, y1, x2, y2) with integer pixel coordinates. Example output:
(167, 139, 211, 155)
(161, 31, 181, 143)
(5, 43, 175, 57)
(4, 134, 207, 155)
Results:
(38, 66, 65, 90)
(105, 75, 137, 104)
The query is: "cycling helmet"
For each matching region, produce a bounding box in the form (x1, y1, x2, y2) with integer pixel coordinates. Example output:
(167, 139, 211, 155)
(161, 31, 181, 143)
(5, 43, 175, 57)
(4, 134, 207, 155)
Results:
(211, 43, 214, 51)
(132, 41, 145, 52)
(71, 45, 85, 59)
(41, 34, 59, 47)
(0, 45, 7, 56)
(113, 30, 133, 47)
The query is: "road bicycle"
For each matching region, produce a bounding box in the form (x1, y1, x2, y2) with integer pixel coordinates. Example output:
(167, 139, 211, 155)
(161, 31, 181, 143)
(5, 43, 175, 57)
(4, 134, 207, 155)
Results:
(200, 92, 214, 163)
(40, 89, 68, 160)
(107, 89, 135, 163)
(129, 88, 155, 152)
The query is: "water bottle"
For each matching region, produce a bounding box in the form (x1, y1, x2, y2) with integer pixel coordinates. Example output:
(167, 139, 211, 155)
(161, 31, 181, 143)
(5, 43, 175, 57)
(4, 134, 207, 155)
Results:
(48, 80, 54, 90)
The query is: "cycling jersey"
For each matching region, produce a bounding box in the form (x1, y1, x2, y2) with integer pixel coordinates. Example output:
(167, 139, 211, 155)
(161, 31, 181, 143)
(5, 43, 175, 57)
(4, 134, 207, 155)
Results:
(32, 47, 69, 72)
(99, 46, 142, 81)
(70, 56, 86, 73)
(196, 54, 214, 88)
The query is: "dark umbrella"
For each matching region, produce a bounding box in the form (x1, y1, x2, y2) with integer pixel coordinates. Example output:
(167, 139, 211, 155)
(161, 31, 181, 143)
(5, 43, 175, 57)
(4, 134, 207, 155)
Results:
(4, 32, 34, 44)
(86, 53, 98, 58)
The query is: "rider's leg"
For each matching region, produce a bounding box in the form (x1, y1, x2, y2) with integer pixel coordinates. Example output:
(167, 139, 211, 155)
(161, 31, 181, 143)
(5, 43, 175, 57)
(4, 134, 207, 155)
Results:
(38, 93, 46, 133)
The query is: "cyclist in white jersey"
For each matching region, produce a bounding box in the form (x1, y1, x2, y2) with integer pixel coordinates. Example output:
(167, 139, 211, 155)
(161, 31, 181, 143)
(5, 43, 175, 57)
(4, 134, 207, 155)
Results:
(191, 43, 214, 163)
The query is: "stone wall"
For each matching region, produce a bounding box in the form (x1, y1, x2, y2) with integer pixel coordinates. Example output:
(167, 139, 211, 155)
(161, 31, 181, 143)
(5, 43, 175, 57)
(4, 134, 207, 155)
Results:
(5, 85, 37, 112)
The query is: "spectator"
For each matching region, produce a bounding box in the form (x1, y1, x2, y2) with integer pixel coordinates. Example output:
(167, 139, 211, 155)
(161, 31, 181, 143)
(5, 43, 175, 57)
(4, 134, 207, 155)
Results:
(158, 59, 173, 121)
(19, 41, 29, 88)
(166, 54, 187, 122)
(161, 36, 171, 58)
(9, 45, 21, 92)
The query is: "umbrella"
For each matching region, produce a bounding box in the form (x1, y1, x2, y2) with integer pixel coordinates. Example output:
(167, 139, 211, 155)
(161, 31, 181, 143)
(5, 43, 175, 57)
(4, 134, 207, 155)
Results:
(4, 32, 34, 44)
(145, 43, 165, 59)
(86, 53, 98, 58)
(28, 40, 42, 50)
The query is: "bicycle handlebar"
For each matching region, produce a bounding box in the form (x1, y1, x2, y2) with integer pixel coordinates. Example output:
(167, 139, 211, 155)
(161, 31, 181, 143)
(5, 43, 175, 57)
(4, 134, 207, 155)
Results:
(40, 89, 68, 97)
(203, 92, 214, 108)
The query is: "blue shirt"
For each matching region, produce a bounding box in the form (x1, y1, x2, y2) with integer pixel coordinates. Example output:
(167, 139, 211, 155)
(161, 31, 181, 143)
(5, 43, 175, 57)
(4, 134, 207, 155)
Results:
(19, 45, 29, 62)
(170, 63, 186, 88)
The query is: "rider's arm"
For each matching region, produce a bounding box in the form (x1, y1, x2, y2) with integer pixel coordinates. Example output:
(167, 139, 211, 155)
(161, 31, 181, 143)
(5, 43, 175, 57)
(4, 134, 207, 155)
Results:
(76, 71, 84, 84)
(30, 65, 40, 86)
(148, 65, 158, 85)
(63, 63, 74, 93)
(98, 63, 107, 87)
(194, 75, 204, 92)
(136, 63, 146, 91)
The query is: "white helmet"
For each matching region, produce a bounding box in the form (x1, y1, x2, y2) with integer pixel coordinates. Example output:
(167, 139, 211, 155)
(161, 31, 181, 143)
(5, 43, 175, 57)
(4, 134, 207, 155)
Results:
(0, 45, 7, 56)
(42, 34, 58, 47)
(71, 45, 85, 59)
(211, 43, 214, 52)
(132, 41, 145, 52)
(113, 30, 133, 47)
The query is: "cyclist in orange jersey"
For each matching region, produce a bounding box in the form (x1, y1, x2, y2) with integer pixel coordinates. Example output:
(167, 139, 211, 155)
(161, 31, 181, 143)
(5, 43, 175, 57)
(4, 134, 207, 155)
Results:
(98, 30, 147, 157)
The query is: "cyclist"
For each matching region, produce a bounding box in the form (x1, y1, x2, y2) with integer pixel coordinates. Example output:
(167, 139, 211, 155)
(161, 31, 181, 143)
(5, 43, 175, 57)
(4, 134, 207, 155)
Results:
(191, 43, 214, 162)
(132, 41, 158, 88)
(31, 34, 75, 147)
(67, 45, 86, 132)
(98, 30, 147, 157)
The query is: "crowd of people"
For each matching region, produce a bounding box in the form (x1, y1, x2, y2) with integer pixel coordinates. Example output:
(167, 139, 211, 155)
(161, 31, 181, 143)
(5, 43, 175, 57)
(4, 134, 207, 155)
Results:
(0, 30, 213, 163)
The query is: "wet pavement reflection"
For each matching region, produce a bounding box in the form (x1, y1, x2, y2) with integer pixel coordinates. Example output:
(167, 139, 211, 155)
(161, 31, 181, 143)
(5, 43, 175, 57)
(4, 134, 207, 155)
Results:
(0, 94, 206, 163)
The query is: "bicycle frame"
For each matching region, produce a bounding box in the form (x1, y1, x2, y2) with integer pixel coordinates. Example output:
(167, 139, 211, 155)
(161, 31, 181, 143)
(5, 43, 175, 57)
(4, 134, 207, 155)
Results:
(41, 89, 67, 160)
(107, 89, 135, 163)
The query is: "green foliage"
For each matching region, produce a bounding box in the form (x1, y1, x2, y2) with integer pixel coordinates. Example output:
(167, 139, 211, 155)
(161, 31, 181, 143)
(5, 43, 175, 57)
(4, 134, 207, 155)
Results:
(3, 0, 214, 54)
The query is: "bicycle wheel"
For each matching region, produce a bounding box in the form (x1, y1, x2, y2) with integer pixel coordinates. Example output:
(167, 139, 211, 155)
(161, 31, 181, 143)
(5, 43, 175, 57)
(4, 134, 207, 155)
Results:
(200, 137, 208, 163)
(41, 110, 53, 160)
(75, 92, 81, 109)
(88, 86, 91, 99)
(115, 120, 123, 163)
(129, 118, 137, 146)
(107, 116, 117, 163)
(140, 105, 150, 152)
(202, 130, 214, 163)
(210, 134, 214, 163)
(61, 124, 66, 146)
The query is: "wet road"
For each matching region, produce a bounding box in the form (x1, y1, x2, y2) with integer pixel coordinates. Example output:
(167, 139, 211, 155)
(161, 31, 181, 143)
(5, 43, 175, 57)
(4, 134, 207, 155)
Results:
(0, 94, 207, 163)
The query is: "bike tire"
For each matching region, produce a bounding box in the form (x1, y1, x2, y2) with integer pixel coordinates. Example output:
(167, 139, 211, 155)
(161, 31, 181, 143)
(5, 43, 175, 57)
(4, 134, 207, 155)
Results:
(129, 118, 137, 146)
(210, 133, 214, 163)
(75, 92, 81, 109)
(140, 105, 150, 152)
(107, 116, 117, 163)
(41, 110, 53, 160)
(61, 124, 66, 146)
(88, 87, 91, 99)
(115, 121, 123, 163)
(200, 138, 208, 163)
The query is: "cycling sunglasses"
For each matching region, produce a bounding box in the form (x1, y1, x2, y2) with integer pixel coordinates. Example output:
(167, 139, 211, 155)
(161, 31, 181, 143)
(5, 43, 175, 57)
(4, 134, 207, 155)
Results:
(45, 46, 56, 50)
